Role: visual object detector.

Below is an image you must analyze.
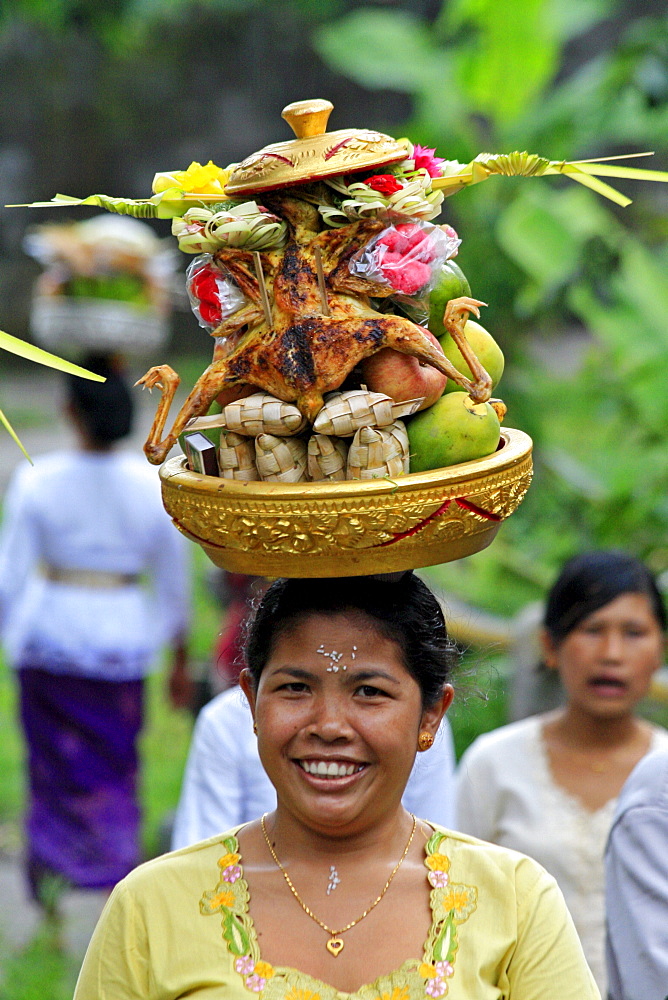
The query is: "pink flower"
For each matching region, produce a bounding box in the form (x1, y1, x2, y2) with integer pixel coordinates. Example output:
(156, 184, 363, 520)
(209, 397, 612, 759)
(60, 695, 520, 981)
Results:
(245, 975, 266, 992)
(222, 865, 242, 883)
(425, 977, 448, 997)
(235, 956, 255, 976)
(412, 145, 446, 179)
(435, 961, 454, 978)
(428, 870, 450, 888)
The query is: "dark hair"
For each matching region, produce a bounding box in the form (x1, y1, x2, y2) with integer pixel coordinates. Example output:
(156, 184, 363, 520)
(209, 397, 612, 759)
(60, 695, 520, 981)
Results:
(544, 550, 667, 645)
(66, 352, 133, 447)
(244, 572, 457, 707)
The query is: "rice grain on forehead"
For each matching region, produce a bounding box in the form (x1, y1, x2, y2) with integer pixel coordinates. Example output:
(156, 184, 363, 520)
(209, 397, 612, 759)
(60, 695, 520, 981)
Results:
(244, 574, 458, 708)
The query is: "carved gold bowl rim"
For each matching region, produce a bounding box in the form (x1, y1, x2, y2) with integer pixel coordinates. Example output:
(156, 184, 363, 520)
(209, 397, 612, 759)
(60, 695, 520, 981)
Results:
(159, 426, 532, 502)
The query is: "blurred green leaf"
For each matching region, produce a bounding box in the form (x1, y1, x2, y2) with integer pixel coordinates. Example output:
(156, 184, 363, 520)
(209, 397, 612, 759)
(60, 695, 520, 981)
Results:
(496, 196, 581, 290)
(315, 10, 447, 91)
(441, 0, 560, 123)
(542, 0, 615, 38)
(540, 447, 608, 501)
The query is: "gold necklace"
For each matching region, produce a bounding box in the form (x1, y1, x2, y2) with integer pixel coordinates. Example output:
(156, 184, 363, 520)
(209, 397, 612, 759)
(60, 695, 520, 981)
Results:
(260, 812, 417, 957)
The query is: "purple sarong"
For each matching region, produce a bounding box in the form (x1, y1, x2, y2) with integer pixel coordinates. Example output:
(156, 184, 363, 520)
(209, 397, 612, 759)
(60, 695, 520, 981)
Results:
(18, 666, 144, 896)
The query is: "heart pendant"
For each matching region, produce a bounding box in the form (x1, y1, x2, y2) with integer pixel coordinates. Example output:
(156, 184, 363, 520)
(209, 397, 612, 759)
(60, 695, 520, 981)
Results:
(326, 937, 344, 957)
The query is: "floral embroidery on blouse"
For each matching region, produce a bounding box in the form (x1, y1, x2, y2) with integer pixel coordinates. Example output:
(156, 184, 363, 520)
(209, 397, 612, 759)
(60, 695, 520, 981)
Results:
(200, 828, 478, 1000)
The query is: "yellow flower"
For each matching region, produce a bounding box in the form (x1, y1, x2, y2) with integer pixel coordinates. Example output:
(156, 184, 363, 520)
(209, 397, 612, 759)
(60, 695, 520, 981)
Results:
(209, 889, 235, 909)
(426, 854, 451, 873)
(419, 963, 437, 979)
(378, 987, 409, 1000)
(152, 161, 232, 196)
(443, 887, 469, 909)
(218, 852, 241, 869)
(254, 962, 275, 980)
(285, 989, 321, 1000)
(442, 884, 477, 921)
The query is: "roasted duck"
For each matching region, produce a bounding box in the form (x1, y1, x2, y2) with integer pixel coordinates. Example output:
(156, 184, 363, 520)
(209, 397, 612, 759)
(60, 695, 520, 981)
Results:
(137, 194, 491, 464)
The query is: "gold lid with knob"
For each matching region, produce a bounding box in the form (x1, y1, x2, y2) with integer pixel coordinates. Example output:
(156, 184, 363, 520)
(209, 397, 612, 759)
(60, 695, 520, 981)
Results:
(224, 99, 408, 197)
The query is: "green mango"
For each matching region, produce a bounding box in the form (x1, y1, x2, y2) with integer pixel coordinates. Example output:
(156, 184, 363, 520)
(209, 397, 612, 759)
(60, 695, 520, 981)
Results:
(440, 319, 504, 392)
(407, 391, 500, 472)
(427, 260, 471, 338)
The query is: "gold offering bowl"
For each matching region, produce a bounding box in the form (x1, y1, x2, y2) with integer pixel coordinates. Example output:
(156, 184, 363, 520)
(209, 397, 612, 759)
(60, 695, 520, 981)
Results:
(159, 428, 532, 577)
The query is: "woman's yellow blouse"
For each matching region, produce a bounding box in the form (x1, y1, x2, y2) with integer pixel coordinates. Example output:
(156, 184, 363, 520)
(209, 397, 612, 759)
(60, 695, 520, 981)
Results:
(73, 824, 600, 1000)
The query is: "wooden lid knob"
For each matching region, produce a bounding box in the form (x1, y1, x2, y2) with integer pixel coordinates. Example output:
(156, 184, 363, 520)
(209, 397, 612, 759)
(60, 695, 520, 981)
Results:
(281, 99, 334, 139)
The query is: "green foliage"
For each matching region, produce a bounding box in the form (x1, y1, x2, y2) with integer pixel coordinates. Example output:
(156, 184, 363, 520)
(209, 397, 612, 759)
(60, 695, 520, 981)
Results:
(0, 0, 346, 52)
(439, 0, 561, 125)
(0, 655, 22, 824)
(317, 10, 444, 92)
(0, 924, 79, 1000)
(448, 658, 508, 760)
(140, 666, 193, 859)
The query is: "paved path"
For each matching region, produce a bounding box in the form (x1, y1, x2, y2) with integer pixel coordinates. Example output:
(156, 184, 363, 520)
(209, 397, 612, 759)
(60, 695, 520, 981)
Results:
(0, 854, 107, 963)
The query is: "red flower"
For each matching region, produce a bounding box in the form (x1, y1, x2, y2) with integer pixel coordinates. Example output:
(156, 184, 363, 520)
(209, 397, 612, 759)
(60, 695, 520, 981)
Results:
(365, 174, 403, 196)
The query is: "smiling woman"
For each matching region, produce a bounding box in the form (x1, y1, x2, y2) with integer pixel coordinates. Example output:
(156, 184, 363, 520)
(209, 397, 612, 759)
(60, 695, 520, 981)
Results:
(73, 573, 600, 1000)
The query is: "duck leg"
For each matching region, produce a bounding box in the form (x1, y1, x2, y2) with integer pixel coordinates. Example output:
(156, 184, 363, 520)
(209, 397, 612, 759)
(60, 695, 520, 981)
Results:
(441, 297, 493, 402)
(135, 362, 246, 465)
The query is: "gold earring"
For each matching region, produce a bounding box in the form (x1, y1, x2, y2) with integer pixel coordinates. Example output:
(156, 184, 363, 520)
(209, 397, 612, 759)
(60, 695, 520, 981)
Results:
(417, 731, 434, 752)
(253, 722, 258, 735)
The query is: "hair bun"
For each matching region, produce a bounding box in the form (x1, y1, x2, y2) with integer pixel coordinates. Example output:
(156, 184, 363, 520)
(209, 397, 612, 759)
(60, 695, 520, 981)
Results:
(369, 571, 413, 584)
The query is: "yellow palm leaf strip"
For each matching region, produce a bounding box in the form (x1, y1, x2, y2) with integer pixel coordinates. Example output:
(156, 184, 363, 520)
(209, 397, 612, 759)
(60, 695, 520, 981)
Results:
(0, 330, 105, 380)
(543, 161, 632, 206)
(0, 406, 32, 463)
(312, 245, 331, 317)
(569, 163, 668, 184)
(253, 252, 273, 327)
(430, 151, 668, 206)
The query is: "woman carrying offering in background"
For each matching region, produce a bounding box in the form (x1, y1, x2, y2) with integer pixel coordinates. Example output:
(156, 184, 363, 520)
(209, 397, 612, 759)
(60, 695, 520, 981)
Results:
(75, 573, 598, 999)
(456, 550, 668, 996)
(0, 354, 191, 909)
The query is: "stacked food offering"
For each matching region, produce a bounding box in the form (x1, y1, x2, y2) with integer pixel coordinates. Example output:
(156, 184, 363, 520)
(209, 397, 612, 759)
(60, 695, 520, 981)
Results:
(17, 99, 667, 575)
(25, 215, 175, 356)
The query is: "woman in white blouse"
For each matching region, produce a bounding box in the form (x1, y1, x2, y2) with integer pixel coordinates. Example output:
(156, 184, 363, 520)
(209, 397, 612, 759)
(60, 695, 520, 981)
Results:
(0, 355, 191, 908)
(456, 550, 668, 997)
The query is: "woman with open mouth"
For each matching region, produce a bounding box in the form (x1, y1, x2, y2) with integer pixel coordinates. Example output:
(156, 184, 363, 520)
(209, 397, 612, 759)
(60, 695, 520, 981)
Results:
(456, 550, 668, 997)
(74, 572, 598, 999)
